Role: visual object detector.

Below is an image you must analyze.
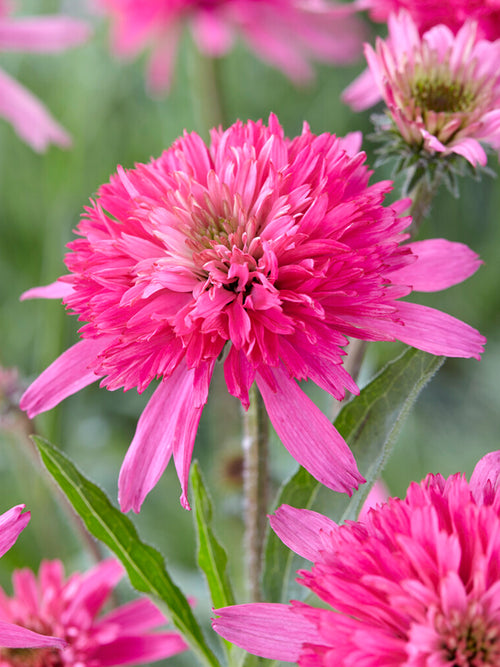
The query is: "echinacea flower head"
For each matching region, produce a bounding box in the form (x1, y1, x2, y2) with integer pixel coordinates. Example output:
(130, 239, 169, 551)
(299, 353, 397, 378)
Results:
(0, 505, 66, 652)
(93, 0, 364, 92)
(0, 1, 90, 151)
(20, 115, 485, 512)
(213, 450, 500, 666)
(343, 12, 500, 168)
(357, 0, 500, 40)
(0, 558, 187, 666)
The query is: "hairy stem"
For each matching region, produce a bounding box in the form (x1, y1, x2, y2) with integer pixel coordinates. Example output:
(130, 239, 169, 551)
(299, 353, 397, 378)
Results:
(242, 384, 269, 602)
(408, 173, 442, 237)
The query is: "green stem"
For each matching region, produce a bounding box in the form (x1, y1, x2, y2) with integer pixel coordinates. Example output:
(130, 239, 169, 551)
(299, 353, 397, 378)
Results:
(188, 48, 225, 138)
(407, 173, 442, 238)
(242, 384, 269, 602)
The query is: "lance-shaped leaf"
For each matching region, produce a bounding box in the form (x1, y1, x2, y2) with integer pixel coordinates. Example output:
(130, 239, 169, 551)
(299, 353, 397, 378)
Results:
(191, 461, 236, 610)
(34, 436, 220, 667)
(262, 347, 444, 603)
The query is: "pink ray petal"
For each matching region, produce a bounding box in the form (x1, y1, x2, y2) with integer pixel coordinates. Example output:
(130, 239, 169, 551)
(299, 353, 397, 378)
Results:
(470, 450, 500, 505)
(342, 65, 382, 111)
(89, 633, 188, 666)
(269, 505, 337, 562)
(20, 280, 74, 301)
(0, 16, 90, 51)
(97, 598, 167, 633)
(0, 505, 30, 558)
(19, 338, 107, 418)
(256, 366, 364, 495)
(63, 559, 123, 627)
(386, 239, 482, 292)
(390, 301, 486, 360)
(0, 68, 70, 151)
(118, 361, 211, 513)
(0, 620, 66, 649)
(357, 479, 390, 522)
(212, 603, 323, 662)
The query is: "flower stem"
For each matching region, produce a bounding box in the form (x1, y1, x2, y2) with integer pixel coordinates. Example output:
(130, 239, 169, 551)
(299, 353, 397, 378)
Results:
(408, 173, 442, 237)
(187, 47, 225, 138)
(242, 383, 269, 602)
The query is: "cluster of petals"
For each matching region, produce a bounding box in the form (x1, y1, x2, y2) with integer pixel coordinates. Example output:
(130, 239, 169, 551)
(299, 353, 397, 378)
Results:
(0, 505, 65, 652)
(0, 0, 89, 151)
(356, 0, 500, 40)
(93, 0, 364, 92)
(343, 12, 500, 167)
(213, 450, 500, 666)
(20, 114, 485, 512)
(0, 557, 187, 666)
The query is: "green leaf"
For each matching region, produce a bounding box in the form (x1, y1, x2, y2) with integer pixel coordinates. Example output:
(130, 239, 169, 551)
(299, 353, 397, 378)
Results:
(191, 461, 236, 612)
(34, 437, 221, 667)
(262, 347, 444, 603)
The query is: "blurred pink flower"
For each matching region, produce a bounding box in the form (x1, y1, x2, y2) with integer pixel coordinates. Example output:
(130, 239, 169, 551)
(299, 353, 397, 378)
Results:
(20, 115, 484, 512)
(0, 1, 90, 151)
(0, 558, 187, 666)
(213, 450, 500, 666)
(93, 0, 364, 92)
(344, 12, 500, 167)
(357, 0, 500, 40)
(0, 505, 66, 651)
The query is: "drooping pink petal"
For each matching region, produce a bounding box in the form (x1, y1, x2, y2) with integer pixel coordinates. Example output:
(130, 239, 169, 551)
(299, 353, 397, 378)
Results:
(97, 598, 167, 633)
(449, 138, 488, 167)
(391, 301, 486, 360)
(256, 366, 364, 495)
(386, 239, 482, 292)
(19, 338, 107, 418)
(118, 361, 212, 513)
(0, 620, 66, 649)
(342, 65, 381, 111)
(0, 16, 90, 51)
(20, 279, 74, 301)
(269, 505, 337, 562)
(0, 68, 71, 151)
(0, 505, 30, 558)
(89, 633, 188, 666)
(212, 603, 324, 662)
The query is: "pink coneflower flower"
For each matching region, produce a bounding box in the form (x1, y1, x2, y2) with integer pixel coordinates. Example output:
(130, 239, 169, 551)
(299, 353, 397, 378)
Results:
(93, 0, 364, 93)
(0, 558, 188, 666)
(343, 12, 500, 168)
(0, 1, 90, 151)
(20, 115, 484, 512)
(0, 505, 66, 651)
(357, 0, 500, 40)
(213, 450, 500, 666)
(345, 14, 500, 166)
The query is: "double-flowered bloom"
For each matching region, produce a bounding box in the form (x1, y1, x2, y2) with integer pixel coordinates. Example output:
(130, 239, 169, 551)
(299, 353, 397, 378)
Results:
(213, 451, 500, 666)
(344, 12, 500, 167)
(0, 1, 89, 150)
(0, 505, 65, 652)
(0, 558, 187, 667)
(94, 0, 364, 92)
(20, 115, 485, 512)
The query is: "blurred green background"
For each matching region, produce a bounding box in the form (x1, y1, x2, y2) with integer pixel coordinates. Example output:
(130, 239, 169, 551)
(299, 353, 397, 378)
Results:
(1, 1, 499, 665)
